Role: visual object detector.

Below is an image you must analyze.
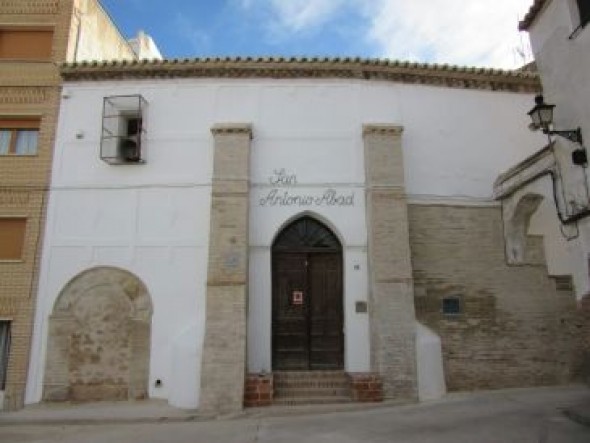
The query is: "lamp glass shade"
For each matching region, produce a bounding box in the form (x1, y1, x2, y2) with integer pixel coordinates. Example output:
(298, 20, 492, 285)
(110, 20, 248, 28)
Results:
(537, 105, 554, 127)
(528, 107, 542, 127)
(528, 96, 555, 129)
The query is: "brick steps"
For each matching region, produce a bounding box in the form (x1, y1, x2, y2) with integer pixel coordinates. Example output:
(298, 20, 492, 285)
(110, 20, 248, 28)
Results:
(273, 371, 352, 406)
(275, 387, 351, 397)
(272, 378, 349, 389)
(273, 396, 352, 406)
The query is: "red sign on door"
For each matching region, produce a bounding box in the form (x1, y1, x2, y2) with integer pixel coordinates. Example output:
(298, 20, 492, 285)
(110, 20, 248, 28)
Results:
(292, 290, 304, 305)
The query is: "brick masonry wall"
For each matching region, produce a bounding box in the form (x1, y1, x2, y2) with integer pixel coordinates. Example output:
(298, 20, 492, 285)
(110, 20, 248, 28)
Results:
(409, 204, 585, 391)
(348, 373, 383, 402)
(43, 267, 152, 402)
(244, 374, 273, 407)
(199, 125, 252, 414)
(363, 125, 418, 401)
(0, 0, 69, 409)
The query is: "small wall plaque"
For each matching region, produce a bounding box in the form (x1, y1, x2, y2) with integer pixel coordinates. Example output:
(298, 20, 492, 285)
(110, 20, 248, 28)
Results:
(292, 291, 304, 305)
(355, 301, 367, 313)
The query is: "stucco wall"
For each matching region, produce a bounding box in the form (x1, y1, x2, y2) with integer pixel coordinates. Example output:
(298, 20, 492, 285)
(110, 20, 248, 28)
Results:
(26, 77, 545, 407)
(525, 0, 590, 297)
(528, 0, 590, 145)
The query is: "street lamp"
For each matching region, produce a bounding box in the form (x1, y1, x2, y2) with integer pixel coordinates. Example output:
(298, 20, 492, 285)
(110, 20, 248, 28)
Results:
(528, 95, 586, 165)
(528, 95, 583, 144)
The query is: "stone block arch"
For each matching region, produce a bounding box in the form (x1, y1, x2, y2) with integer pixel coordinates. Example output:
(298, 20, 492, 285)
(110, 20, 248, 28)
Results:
(504, 192, 545, 264)
(43, 267, 152, 402)
(270, 210, 346, 248)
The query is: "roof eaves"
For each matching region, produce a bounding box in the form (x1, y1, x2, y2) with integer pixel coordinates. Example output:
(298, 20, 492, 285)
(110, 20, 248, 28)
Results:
(519, 0, 550, 31)
(59, 57, 541, 93)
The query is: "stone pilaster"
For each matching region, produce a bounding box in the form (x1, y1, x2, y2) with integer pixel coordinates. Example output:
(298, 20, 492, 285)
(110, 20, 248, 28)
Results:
(363, 124, 417, 400)
(199, 124, 252, 414)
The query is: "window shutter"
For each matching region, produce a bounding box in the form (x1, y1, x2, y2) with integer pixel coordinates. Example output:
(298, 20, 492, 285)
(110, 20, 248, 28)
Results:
(0, 29, 53, 59)
(0, 218, 27, 260)
(0, 118, 41, 129)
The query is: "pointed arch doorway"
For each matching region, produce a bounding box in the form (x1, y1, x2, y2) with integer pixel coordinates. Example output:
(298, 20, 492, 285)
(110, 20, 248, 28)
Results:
(272, 216, 344, 370)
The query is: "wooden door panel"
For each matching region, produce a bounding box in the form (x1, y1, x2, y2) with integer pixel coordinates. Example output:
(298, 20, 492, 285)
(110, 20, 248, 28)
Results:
(272, 249, 343, 370)
(308, 254, 343, 369)
(272, 254, 308, 370)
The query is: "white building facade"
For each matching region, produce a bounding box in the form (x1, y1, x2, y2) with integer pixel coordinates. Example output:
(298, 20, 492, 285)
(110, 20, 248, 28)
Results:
(496, 0, 590, 301)
(25, 59, 586, 412)
(494, 0, 590, 385)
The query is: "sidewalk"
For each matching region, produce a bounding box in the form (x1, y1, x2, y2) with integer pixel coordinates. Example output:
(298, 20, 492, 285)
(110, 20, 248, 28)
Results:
(0, 397, 409, 426)
(0, 385, 588, 428)
(0, 399, 199, 426)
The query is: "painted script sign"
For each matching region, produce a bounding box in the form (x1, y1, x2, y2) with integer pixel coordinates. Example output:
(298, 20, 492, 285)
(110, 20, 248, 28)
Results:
(259, 169, 355, 207)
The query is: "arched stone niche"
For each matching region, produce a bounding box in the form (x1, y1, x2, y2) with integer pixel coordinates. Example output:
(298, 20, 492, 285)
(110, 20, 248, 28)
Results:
(503, 192, 544, 264)
(43, 267, 152, 402)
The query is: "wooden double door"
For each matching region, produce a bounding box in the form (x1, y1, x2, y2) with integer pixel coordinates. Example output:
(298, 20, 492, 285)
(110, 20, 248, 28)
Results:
(272, 251, 344, 370)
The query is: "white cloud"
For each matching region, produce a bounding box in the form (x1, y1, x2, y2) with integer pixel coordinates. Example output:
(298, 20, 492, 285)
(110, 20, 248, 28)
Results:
(236, 0, 346, 34)
(267, 0, 346, 32)
(234, 0, 534, 68)
(364, 0, 533, 68)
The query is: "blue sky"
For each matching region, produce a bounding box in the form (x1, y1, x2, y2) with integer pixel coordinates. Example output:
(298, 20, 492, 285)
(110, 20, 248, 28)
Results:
(101, 0, 534, 69)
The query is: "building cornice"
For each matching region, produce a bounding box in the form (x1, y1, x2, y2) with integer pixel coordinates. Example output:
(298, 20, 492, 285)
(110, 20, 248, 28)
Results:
(211, 123, 253, 137)
(60, 57, 541, 93)
(363, 125, 404, 136)
(519, 0, 550, 31)
(0, 0, 59, 15)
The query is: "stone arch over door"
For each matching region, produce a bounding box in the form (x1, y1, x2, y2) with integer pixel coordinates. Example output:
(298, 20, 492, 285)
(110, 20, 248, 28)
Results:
(43, 267, 152, 402)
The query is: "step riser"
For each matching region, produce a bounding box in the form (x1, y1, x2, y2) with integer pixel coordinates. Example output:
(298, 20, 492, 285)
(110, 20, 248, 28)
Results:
(273, 371, 345, 378)
(272, 371, 351, 405)
(273, 397, 352, 406)
(274, 381, 349, 388)
(274, 388, 351, 398)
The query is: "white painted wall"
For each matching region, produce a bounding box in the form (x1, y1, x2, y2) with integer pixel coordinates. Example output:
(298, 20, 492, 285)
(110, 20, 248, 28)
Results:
(523, 0, 590, 298)
(27, 77, 543, 407)
(416, 323, 446, 401)
(25, 82, 215, 408)
(525, 177, 587, 296)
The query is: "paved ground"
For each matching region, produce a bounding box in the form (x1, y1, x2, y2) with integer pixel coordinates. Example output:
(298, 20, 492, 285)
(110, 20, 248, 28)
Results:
(1, 385, 589, 443)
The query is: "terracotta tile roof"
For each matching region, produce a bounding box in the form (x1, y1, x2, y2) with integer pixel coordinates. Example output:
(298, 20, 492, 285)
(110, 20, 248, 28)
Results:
(519, 0, 550, 31)
(60, 57, 540, 93)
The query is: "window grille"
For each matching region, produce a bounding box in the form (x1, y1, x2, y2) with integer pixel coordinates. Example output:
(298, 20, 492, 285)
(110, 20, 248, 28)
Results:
(100, 95, 147, 164)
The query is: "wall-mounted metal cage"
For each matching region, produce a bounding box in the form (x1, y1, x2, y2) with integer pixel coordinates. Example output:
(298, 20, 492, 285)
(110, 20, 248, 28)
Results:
(100, 95, 148, 165)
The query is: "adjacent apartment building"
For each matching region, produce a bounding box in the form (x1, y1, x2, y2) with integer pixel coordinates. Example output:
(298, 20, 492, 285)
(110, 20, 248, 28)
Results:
(494, 0, 590, 379)
(0, 0, 159, 411)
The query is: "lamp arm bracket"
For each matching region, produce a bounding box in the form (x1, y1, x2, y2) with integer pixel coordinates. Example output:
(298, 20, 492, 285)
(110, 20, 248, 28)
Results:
(545, 127, 583, 145)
